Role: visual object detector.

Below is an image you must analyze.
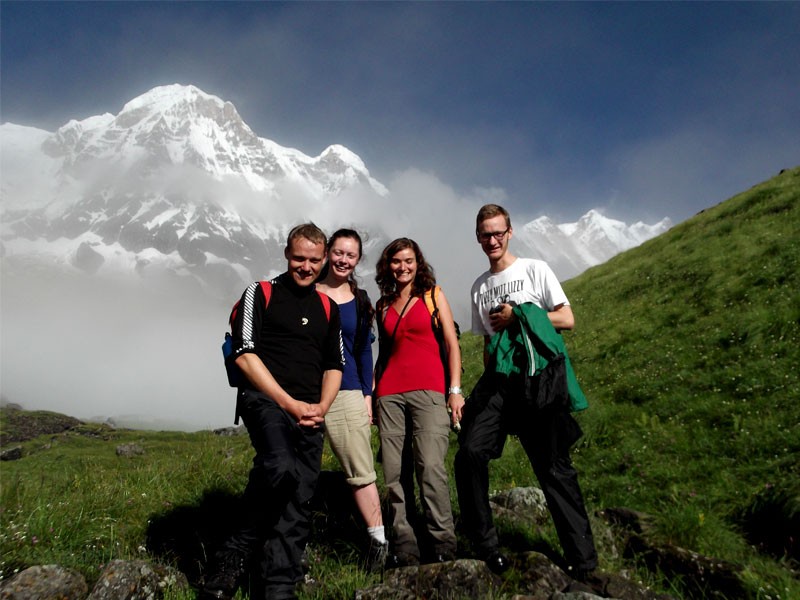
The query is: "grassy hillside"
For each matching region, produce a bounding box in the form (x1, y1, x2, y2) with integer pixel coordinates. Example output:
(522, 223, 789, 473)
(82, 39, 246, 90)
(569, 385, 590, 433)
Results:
(456, 166, 799, 596)
(561, 166, 799, 592)
(1, 167, 798, 599)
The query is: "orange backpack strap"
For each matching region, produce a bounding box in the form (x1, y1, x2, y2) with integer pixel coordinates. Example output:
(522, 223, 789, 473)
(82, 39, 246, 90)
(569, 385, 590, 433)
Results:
(423, 285, 442, 330)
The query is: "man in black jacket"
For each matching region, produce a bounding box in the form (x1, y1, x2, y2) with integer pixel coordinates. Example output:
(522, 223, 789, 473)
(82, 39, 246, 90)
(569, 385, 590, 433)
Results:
(203, 223, 344, 600)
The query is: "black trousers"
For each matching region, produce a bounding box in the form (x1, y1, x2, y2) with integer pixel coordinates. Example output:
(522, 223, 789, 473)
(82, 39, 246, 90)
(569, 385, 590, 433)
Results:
(223, 389, 324, 599)
(454, 373, 597, 570)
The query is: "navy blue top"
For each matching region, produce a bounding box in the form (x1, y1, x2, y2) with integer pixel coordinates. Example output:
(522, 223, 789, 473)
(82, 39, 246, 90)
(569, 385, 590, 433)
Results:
(339, 298, 374, 397)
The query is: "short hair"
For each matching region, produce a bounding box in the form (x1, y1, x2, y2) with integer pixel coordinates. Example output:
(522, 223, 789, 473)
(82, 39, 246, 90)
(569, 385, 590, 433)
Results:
(286, 222, 327, 252)
(476, 204, 511, 234)
(375, 238, 436, 307)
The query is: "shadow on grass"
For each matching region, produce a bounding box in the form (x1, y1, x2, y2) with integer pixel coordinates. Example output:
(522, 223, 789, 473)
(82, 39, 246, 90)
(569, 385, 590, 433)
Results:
(145, 488, 244, 585)
(144, 471, 366, 586)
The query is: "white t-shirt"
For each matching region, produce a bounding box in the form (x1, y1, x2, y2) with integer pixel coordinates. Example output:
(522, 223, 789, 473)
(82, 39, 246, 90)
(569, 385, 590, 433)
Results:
(471, 258, 569, 336)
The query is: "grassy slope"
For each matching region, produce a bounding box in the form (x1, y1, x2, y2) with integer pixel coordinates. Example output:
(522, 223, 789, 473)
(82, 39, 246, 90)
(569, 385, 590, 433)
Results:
(455, 166, 799, 596)
(562, 166, 799, 593)
(1, 167, 798, 598)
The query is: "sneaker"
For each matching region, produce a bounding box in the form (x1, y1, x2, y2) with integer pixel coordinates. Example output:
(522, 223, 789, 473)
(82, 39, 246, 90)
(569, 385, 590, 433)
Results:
(364, 540, 389, 573)
(201, 552, 246, 600)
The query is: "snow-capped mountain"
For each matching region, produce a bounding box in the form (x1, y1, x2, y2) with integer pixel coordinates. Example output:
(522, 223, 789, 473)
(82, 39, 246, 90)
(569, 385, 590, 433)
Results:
(0, 83, 671, 431)
(514, 210, 672, 278)
(1, 85, 390, 296)
(1, 84, 669, 300)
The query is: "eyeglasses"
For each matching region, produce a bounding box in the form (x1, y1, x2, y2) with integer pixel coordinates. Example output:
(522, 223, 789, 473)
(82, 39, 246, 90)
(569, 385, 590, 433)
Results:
(477, 228, 509, 243)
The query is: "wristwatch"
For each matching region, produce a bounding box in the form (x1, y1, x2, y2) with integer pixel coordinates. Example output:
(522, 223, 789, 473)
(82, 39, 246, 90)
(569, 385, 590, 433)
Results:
(448, 386, 463, 395)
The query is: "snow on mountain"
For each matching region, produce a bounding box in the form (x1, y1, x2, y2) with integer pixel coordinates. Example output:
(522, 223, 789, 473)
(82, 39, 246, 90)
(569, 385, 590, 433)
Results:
(37, 84, 386, 197)
(513, 210, 672, 279)
(1, 83, 668, 297)
(0, 83, 672, 430)
(0, 84, 391, 296)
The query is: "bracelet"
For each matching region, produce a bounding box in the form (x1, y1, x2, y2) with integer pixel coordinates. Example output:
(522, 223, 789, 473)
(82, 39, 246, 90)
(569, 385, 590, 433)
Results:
(448, 386, 463, 395)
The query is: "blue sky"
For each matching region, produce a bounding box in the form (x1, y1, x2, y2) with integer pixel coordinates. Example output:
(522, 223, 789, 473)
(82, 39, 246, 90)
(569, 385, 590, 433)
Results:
(2, 1, 798, 225)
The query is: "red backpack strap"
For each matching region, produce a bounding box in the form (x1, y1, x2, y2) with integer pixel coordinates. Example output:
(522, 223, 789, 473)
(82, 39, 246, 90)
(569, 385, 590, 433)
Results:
(260, 281, 272, 308)
(229, 281, 273, 327)
(316, 290, 331, 321)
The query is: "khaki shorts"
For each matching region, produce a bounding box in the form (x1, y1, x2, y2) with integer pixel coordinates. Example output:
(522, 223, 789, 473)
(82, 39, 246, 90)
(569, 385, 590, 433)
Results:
(325, 389, 377, 487)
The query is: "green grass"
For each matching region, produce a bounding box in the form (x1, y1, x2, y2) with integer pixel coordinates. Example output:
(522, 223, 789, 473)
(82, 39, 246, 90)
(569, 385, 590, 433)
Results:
(1, 167, 798, 599)
(0, 429, 251, 582)
(561, 166, 800, 598)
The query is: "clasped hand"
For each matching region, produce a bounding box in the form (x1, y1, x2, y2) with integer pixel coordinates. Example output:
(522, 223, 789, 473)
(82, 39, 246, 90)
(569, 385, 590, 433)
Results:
(289, 400, 325, 428)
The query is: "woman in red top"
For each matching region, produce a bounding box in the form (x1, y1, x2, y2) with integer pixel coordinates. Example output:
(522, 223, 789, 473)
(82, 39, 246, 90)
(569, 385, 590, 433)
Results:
(374, 238, 464, 567)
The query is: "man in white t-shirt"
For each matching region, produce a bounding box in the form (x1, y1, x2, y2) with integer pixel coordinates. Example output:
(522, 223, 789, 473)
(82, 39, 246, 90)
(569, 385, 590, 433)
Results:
(454, 204, 597, 580)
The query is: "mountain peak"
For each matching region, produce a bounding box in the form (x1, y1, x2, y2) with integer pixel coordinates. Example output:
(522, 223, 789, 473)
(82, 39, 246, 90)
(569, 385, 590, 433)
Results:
(319, 144, 366, 170)
(114, 83, 245, 133)
(120, 84, 219, 113)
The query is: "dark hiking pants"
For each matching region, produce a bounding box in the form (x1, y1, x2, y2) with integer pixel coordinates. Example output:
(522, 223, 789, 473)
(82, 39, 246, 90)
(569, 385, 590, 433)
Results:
(454, 373, 597, 570)
(222, 389, 324, 599)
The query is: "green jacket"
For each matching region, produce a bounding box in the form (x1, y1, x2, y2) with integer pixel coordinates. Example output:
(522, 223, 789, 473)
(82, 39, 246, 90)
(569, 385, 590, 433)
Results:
(487, 303, 588, 412)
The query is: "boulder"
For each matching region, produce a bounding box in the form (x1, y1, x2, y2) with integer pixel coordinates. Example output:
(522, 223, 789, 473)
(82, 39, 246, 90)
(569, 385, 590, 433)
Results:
(115, 444, 145, 457)
(356, 559, 502, 599)
(87, 559, 189, 600)
(0, 564, 87, 600)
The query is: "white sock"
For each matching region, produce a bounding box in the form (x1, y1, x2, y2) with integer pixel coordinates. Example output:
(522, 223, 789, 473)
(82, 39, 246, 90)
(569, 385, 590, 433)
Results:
(367, 525, 386, 544)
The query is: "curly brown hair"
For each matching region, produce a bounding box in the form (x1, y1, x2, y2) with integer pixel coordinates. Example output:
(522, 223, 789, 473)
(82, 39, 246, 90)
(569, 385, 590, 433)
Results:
(374, 238, 436, 312)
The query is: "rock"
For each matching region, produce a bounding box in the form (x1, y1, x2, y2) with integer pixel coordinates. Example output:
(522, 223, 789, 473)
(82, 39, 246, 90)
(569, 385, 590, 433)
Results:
(626, 535, 745, 599)
(0, 564, 88, 599)
(0, 446, 23, 461)
(115, 444, 145, 457)
(73, 242, 105, 274)
(548, 592, 606, 600)
(597, 508, 653, 534)
(598, 507, 744, 599)
(490, 487, 550, 525)
(212, 426, 246, 436)
(87, 559, 189, 599)
(0, 406, 83, 445)
(516, 551, 573, 598)
(580, 570, 675, 600)
(355, 558, 502, 599)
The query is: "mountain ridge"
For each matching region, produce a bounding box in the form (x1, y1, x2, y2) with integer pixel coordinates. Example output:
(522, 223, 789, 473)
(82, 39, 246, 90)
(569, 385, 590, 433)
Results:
(1, 84, 669, 300)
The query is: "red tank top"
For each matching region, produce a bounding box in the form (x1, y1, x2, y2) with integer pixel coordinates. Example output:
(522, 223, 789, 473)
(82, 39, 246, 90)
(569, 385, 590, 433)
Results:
(376, 298, 445, 397)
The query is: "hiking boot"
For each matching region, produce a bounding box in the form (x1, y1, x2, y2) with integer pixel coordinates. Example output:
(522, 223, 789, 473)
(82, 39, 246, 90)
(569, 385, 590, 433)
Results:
(201, 552, 246, 600)
(385, 550, 420, 569)
(568, 565, 596, 582)
(364, 540, 389, 573)
(482, 549, 510, 574)
(431, 550, 456, 564)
